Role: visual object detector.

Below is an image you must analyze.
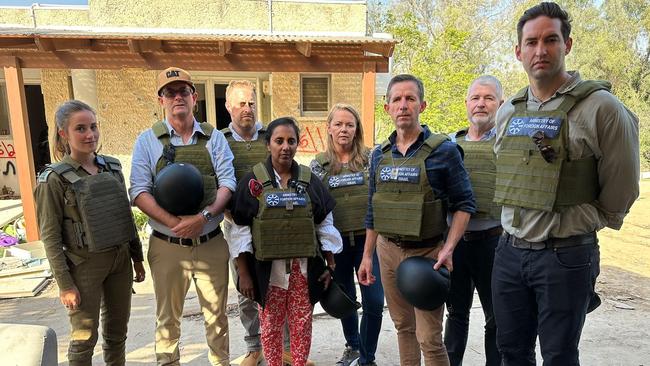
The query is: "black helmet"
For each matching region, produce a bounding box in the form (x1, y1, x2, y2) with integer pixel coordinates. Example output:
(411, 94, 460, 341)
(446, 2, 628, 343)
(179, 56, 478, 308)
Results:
(153, 162, 204, 216)
(320, 280, 361, 319)
(396, 256, 450, 311)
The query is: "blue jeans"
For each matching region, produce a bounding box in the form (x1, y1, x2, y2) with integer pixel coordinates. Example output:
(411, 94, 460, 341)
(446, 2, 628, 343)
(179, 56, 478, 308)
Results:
(492, 233, 600, 366)
(334, 233, 384, 364)
(444, 234, 501, 366)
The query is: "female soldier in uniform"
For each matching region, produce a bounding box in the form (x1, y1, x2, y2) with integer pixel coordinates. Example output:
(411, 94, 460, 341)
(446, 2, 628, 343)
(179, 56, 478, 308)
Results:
(35, 100, 146, 366)
(229, 117, 342, 366)
(311, 104, 384, 366)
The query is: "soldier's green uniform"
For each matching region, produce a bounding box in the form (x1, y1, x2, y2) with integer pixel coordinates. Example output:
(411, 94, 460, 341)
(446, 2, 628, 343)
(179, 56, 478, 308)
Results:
(35, 154, 143, 366)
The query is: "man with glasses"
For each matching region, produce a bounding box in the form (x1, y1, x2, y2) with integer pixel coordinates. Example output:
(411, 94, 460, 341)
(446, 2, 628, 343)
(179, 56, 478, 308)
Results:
(129, 67, 236, 365)
(493, 2, 639, 365)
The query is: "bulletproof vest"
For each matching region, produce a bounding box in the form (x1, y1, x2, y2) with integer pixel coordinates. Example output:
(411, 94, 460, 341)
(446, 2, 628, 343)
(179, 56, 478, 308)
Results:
(48, 156, 136, 253)
(455, 129, 501, 220)
(152, 121, 216, 211)
(373, 134, 449, 241)
(494, 80, 609, 222)
(314, 153, 368, 234)
(251, 162, 318, 261)
(222, 127, 269, 182)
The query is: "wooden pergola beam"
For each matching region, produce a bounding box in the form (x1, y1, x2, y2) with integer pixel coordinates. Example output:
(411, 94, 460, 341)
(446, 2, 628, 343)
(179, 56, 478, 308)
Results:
(362, 43, 393, 57)
(34, 38, 55, 52)
(128, 39, 163, 53)
(218, 41, 232, 56)
(2, 57, 38, 242)
(296, 42, 312, 57)
(361, 61, 377, 147)
(0, 38, 35, 48)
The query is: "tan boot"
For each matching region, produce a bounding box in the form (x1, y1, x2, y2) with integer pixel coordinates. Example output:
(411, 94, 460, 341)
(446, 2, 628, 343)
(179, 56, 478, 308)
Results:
(282, 350, 316, 366)
(240, 351, 265, 366)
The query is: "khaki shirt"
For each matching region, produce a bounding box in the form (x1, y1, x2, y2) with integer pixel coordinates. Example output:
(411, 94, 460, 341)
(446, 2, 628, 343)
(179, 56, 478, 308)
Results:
(494, 72, 640, 241)
(34, 155, 143, 290)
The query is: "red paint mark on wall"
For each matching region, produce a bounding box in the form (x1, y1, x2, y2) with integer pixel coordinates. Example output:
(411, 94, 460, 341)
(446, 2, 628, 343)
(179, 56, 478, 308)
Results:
(298, 126, 326, 153)
(0, 141, 16, 159)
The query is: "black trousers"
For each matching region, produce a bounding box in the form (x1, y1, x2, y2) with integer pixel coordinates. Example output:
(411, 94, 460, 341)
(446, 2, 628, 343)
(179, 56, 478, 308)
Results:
(492, 234, 600, 366)
(444, 234, 501, 366)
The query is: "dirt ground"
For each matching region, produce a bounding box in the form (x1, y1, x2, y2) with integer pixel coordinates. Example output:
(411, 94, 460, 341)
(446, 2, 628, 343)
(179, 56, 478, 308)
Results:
(0, 181, 649, 365)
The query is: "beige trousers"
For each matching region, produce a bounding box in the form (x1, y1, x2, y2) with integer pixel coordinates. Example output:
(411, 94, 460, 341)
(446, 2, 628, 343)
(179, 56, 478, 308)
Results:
(148, 233, 230, 366)
(376, 235, 450, 366)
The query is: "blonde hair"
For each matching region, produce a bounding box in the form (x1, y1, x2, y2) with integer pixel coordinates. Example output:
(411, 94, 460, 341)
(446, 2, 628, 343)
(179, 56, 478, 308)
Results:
(52, 100, 97, 161)
(225, 80, 256, 103)
(324, 103, 369, 175)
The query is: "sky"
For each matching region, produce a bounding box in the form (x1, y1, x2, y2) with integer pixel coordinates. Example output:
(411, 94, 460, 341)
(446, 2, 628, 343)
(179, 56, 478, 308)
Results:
(1, 0, 87, 6)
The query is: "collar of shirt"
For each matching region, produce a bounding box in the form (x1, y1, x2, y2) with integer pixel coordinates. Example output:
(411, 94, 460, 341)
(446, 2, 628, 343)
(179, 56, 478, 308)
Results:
(465, 127, 496, 141)
(387, 124, 431, 156)
(163, 118, 205, 143)
(527, 70, 582, 104)
(228, 121, 264, 142)
(61, 153, 106, 171)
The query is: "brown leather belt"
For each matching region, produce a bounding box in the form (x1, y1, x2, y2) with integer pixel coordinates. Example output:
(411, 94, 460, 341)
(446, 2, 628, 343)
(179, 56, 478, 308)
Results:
(152, 227, 221, 247)
(463, 226, 503, 242)
(503, 231, 597, 250)
(389, 234, 444, 249)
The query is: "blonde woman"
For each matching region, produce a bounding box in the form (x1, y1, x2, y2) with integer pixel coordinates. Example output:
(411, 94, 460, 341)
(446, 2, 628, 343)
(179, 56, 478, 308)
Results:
(311, 104, 384, 366)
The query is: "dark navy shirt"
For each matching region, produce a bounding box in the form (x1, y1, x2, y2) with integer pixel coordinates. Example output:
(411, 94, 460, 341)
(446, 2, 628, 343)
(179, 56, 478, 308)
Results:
(365, 125, 476, 229)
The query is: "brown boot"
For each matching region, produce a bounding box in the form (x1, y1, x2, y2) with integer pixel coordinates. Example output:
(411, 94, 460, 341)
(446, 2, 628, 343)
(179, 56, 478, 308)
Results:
(240, 351, 265, 366)
(282, 350, 316, 366)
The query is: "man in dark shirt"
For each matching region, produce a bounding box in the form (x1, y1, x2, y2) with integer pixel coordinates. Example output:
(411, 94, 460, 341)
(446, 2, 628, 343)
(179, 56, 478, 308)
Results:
(358, 74, 475, 365)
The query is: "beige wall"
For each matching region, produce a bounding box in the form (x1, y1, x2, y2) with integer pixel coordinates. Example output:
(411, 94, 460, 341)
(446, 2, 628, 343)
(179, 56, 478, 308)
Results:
(95, 69, 160, 155)
(41, 69, 72, 157)
(0, 1, 365, 33)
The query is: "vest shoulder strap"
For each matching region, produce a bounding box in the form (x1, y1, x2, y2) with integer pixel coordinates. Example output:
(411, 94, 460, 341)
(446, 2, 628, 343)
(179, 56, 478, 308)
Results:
(455, 128, 469, 139)
(423, 133, 449, 151)
(152, 121, 168, 138)
(198, 122, 214, 138)
(220, 127, 232, 137)
(297, 165, 312, 185)
(99, 155, 122, 172)
(511, 86, 529, 104)
(566, 80, 611, 99)
(50, 162, 81, 184)
(314, 152, 329, 168)
(253, 163, 273, 187)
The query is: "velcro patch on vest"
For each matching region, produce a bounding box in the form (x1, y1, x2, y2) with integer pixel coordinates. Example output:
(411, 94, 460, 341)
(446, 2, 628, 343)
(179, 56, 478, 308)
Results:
(265, 192, 307, 207)
(328, 172, 364, 188)
(506, 116, 562, 138)
(379, 166, 420, 183)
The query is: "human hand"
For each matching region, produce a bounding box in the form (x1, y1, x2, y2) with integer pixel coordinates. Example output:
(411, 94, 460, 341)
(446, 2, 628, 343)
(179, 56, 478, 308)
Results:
(133, 261, 146, 282)
(357, 256, 376, 286)
(434, 244, 454, 272)
(238, 270, 255, 300)
(60, 286, 81, 311)
(318, 267, 333, 290)
(171, 214, 205, 238)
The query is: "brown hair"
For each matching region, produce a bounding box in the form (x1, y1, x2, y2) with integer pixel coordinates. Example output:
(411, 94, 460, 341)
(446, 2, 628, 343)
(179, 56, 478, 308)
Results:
(324, 103, 369, 175)
(517, 2, 571, 45)
(52, 100, 97, 161)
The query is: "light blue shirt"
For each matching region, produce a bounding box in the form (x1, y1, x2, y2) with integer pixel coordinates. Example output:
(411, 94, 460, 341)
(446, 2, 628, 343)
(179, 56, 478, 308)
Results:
(129, 119, 236, 236)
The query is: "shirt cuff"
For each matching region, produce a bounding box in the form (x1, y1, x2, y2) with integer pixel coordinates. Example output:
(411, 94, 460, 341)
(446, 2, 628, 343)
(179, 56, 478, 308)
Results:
(224, 219, 254, 258)
(316, 212, 343, 254)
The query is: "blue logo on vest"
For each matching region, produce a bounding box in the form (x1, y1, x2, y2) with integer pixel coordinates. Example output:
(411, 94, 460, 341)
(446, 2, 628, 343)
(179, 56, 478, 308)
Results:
(379, 166, 420, 183)
(506, 116, 562, 138)
(265, 192, 307, 207)
(329, 172, 364, 188)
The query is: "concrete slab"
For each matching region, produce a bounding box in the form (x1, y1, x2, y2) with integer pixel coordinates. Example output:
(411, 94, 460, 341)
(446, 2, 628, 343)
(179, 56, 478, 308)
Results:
(0, 199, 22, 229)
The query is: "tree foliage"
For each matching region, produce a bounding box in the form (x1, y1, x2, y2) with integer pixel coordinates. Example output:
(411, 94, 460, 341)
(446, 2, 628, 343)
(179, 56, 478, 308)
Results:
(370, 0, 650, 169)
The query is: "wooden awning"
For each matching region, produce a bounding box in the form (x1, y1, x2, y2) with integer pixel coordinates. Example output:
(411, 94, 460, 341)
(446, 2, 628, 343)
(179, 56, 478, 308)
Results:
(0, 28, 395, 72)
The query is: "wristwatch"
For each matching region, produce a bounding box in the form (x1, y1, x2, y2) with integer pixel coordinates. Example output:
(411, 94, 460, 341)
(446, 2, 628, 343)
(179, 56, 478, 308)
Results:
(201, 209, 214, 222)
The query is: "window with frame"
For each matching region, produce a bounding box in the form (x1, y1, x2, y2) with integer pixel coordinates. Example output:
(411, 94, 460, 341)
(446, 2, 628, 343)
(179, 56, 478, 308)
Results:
(300, 75, 330, 115)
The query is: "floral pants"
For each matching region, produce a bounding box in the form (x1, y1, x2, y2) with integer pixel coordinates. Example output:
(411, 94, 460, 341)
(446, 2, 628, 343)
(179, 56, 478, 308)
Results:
(259, 259, 313, 366)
